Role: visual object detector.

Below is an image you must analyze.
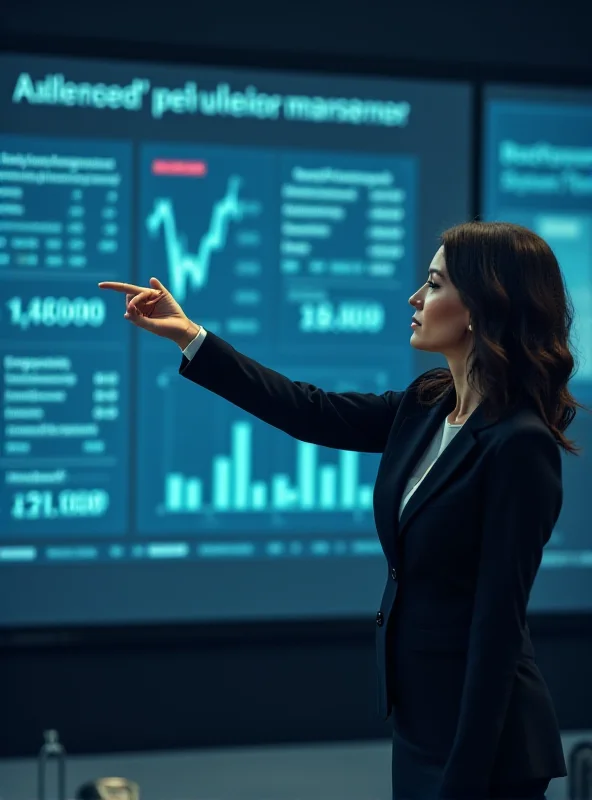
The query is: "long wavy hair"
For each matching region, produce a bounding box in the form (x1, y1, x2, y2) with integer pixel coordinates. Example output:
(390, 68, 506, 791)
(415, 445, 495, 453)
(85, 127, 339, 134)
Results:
(416, 221, 590, 454)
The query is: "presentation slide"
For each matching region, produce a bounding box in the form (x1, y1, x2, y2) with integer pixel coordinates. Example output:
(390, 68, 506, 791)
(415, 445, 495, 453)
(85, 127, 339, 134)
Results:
(483, 85, 592, 611)
(0, 52, 471, 627)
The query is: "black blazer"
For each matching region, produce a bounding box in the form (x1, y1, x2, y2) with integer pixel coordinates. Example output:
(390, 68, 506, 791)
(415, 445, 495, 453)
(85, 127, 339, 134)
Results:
(179, 331, 568, 797)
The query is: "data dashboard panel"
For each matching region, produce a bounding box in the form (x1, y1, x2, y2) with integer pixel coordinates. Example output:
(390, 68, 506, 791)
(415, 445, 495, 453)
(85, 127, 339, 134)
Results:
(0, 53, 472, 626)
(483, 84, 592, 612)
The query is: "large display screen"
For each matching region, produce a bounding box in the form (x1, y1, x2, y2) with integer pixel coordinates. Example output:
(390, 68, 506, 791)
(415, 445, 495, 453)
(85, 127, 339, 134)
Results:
(0, 53, 473, 627)
(483, 85, 592, 611)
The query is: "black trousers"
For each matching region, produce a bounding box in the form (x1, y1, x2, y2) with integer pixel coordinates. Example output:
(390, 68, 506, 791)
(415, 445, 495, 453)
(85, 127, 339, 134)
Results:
(488, 778, 550, 800)
(392, 780, 549, 800)
(392, 729, 551, 799)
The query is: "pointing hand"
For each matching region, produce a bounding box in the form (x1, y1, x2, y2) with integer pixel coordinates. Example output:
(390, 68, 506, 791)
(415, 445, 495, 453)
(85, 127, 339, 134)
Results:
(98, 277, 199, 348)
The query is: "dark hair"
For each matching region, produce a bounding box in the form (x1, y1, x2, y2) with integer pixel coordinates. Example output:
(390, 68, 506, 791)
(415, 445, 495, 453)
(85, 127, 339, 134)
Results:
(416, 220, 590, 454)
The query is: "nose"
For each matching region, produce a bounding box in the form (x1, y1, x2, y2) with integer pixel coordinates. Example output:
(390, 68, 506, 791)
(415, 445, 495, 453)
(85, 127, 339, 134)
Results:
(408, 291, 423, 309)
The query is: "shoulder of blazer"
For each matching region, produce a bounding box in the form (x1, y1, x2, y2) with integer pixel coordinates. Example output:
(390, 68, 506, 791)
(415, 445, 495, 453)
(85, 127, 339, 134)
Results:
(476, 405, 561, 471)
(484, 404, 556, 440)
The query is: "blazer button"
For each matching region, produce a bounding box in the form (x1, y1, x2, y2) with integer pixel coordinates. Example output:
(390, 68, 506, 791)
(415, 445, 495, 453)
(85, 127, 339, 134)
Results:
(391, 567, 397, 581)
(376, 611, 384, 627)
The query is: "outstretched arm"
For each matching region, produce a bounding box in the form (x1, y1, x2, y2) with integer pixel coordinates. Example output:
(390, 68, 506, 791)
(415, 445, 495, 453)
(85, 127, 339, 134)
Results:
(439, 429, 563, 799)
(179, 329, 403, 453)
(97, 279, 404, 453)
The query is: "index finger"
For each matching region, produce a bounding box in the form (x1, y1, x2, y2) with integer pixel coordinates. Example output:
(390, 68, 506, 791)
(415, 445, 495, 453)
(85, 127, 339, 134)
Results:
(97, 281, 147, 294)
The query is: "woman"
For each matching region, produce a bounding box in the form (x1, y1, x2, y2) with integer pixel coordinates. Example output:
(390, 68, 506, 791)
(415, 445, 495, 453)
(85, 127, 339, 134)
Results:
(99, 221, 585, 799)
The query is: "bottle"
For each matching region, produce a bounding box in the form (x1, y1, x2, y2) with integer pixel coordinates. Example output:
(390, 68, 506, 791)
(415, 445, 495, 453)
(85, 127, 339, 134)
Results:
(37, 729, 66, 800)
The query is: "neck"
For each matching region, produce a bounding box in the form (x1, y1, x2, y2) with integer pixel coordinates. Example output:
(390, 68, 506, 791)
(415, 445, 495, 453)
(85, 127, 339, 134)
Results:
(447, 358, 482, 424)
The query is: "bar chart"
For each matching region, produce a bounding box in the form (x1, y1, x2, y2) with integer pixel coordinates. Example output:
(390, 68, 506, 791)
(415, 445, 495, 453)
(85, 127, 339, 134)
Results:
(162, 419, 374, 516)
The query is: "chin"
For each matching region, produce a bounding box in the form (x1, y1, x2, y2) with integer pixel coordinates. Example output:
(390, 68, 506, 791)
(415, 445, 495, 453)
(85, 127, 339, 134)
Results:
(410, 332, 437, 353)
(410, 332, 426, 350)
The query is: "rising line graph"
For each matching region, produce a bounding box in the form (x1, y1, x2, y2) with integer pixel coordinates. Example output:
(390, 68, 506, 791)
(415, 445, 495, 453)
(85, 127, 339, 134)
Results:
(146, 175, 252, 301)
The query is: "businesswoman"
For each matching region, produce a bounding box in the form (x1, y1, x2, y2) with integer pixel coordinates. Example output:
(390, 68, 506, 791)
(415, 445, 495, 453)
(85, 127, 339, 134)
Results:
(100, 220, 584, 800)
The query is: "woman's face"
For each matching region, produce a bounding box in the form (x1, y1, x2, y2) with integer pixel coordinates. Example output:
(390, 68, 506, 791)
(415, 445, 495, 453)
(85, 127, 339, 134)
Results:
(408, 246, 472, 356)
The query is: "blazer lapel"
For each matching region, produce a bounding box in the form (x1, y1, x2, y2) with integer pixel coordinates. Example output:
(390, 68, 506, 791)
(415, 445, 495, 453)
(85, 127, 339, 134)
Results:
(395, 393, 490, 538)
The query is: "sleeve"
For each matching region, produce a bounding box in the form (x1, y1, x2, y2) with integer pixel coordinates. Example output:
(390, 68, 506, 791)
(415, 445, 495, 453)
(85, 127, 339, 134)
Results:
(439, 429, 563, 799)
(178, 329, 404, 453)
(182, 325, 208, 360)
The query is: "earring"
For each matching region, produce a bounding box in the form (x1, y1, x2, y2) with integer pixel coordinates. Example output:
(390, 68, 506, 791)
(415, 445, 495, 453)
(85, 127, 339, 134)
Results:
(468, 323, 473, 331)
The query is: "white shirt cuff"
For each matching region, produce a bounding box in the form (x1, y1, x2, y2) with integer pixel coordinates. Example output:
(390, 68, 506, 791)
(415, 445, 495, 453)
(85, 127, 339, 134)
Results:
(182, 326, 208, 360)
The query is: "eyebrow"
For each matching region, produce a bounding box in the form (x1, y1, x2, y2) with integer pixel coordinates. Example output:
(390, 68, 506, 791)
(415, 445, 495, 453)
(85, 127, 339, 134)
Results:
(428, 268, 446, 279)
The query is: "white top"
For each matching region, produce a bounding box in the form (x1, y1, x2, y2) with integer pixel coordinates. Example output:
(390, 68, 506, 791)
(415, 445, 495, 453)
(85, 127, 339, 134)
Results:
(398, 418, 464, 519)
(182, 328, 465, 522)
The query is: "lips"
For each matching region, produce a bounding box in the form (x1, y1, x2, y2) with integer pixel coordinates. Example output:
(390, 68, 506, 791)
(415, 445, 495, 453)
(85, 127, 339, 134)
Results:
(412, 317, 422, 326)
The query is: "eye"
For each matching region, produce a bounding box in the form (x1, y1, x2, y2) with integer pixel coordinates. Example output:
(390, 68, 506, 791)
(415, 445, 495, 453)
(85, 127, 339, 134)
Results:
(427, 279, 439, 289)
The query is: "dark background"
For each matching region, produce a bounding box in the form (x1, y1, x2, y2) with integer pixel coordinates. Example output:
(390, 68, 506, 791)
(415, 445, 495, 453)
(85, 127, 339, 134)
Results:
(1, 0, 592, 760)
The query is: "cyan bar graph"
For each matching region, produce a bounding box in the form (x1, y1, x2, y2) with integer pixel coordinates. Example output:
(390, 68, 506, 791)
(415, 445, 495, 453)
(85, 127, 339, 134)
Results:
(298, 441, 317, 509)
(251, 481, 268, 510)
(213, 456, 231, 510)
(341, 450, 358, 510)
(232, 421, 251, 510)
(320, 465, 337, 510)
(163, 419, 374, 515)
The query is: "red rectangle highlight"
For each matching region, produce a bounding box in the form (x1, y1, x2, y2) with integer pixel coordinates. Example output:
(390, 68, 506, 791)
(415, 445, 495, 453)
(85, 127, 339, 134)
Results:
(151, 159, 208, 177)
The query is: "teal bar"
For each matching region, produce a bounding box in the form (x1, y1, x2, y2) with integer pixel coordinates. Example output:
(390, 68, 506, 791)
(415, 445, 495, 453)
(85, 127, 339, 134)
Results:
(251, 481, 268, 510)
(340, 451, 358, 510)
(297, 441, 316, 509)
(165, 472, 184, 512)
(358, 484, 373, 510)
(319, 465, 337, 510)
(186, 478, 202, 511)
(272, 473, 291, 510)
(213, 456, 231, 510)
(286, 486, 299, 508)
(232, 421, 252, 510)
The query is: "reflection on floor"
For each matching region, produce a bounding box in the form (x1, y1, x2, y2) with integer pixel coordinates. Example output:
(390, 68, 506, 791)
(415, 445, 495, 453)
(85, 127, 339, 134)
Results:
(0, 733, 586, 800)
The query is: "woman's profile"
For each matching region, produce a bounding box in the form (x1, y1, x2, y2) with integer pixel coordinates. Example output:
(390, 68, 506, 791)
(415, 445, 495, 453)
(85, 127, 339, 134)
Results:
(99, 220, 586, 800)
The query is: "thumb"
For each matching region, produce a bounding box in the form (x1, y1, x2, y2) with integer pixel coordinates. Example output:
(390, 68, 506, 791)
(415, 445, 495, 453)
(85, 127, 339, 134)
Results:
(149, 276, 168, 293)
